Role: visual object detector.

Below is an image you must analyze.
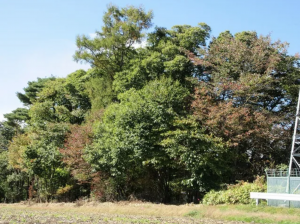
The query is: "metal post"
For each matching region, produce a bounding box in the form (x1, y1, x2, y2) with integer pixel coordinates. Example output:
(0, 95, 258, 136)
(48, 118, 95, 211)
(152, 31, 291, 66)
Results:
(287, 89, 300, 193)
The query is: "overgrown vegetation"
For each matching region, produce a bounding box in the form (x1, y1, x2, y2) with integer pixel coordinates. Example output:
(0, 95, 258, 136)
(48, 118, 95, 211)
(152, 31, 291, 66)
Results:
(0, 4, 299, 204)
(203, 176, 266, 205)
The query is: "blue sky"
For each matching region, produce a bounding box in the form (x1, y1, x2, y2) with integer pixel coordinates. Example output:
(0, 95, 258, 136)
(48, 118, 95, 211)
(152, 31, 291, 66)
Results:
(1, 0, 300, 120)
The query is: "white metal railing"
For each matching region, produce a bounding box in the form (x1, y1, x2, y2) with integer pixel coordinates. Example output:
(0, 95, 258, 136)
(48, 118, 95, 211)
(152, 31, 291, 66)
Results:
(250, 192, 300, 205)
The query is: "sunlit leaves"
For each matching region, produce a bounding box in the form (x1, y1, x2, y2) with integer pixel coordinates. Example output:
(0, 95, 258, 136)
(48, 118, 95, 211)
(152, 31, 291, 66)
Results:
(74, 5, 153, 77)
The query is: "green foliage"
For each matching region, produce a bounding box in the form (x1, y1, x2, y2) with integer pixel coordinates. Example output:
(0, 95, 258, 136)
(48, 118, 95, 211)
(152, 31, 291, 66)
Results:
(8, 134, 30, 170)
(202, 176, 266, 205)
(17, 77, 55, 106)
(4, 108, 29, 128)
(113, 23, 211, 94)
(29, 70, 91, 125)
(161, 117, 229, 192)
(0, 122, 15, 150)
(5, 171, 28, 202)
(0, 151, 10, 201)
(85, 77, 191, 201)
(184, 210, 201, 218)
(87, 77, 189, 172)
(0, 135, 29, 202)
(2, 5, 299, 204)
(84, 68, 115, 110)
(275, 163, 289, 171)
(74, 5, 153, 77)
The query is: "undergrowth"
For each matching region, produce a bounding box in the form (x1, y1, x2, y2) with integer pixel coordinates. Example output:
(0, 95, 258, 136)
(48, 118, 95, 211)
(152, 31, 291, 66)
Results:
(203, 176, 266, 205)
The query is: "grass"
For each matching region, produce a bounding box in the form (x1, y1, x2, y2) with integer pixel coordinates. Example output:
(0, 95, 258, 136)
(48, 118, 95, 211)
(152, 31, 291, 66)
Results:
(0, 202, 300, 223)
(195, 204, 300, 224)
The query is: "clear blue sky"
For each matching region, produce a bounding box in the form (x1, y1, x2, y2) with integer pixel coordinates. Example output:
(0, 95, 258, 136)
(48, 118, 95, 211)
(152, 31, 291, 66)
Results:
(1, 0, 300, 120)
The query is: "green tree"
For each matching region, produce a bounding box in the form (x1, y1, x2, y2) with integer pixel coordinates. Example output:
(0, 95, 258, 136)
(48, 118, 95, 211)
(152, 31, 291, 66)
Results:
(86, 77, 225, 201)
(4, 108, 29, 130)
(0, 150, 10, 202)
(161, 117, 229, 198)
(4, 70, 92, 202)
(24, 123, 71, 201)
(0, 122, 15, 151)
(17, 77, 55, 106)
(83, 68, 115, 111)
(29, 70, 91, 125)
(74, 5, 153, 80)
(113, 23, 211, 94)
(24, 70, 92, 201)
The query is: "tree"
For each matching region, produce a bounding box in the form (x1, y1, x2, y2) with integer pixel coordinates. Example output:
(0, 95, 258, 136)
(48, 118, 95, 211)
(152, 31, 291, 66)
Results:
(74, 5, 153, 80)
(24, 70, 92, 201)
(0, 150, 10, 202)
(60, 123, 93, 183)
(86, 78, 188, 200)
(86, 77, 226, 201)
(192, 31, 300, 111)
(113, 23, 211, 94)
(29, 70, 91, 125)
(0, 122, 15, 151)
(189, 31, 300, 180)
(2, 5, 299, 203)
(24, 122, 71, 201)
(6, 70, 93, 202)
(17, 77, 56, 106)
(4, 108, 29, 131)
(83, 68, 115, 111)
(161, 117, 229, 197)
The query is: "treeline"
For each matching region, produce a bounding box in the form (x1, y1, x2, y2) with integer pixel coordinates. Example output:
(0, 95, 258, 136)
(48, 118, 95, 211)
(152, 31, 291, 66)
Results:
(0, 5, 299, 203)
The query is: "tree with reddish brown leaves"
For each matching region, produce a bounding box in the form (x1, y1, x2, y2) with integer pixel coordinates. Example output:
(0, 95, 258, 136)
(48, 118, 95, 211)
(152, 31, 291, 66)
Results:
(60, 124, 93, 184)
(189, 31, 299, 181)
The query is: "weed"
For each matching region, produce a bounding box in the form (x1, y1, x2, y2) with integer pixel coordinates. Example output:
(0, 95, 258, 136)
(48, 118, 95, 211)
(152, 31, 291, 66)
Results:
(184, 210, 201, 218)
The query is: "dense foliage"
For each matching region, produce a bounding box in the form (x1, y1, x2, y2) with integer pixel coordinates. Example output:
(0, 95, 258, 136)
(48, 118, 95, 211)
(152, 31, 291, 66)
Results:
(202, 176, 266, 205)
(0, 5, 299, 203)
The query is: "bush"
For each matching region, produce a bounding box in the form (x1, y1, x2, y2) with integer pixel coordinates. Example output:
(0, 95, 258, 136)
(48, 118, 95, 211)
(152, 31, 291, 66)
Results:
(202, 176, 266, 205)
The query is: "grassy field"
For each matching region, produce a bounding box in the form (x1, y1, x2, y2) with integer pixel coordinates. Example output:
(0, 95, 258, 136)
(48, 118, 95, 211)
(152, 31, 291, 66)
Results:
(0, 201, 300, 223)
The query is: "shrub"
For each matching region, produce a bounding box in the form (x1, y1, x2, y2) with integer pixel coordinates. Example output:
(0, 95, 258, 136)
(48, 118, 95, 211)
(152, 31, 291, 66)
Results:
(202, 176, 266, 205)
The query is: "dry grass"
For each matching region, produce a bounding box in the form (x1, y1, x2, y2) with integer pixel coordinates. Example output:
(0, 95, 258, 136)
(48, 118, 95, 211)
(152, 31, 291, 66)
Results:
(1, 201, 300, 223)
(1, 201, 199, 217)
